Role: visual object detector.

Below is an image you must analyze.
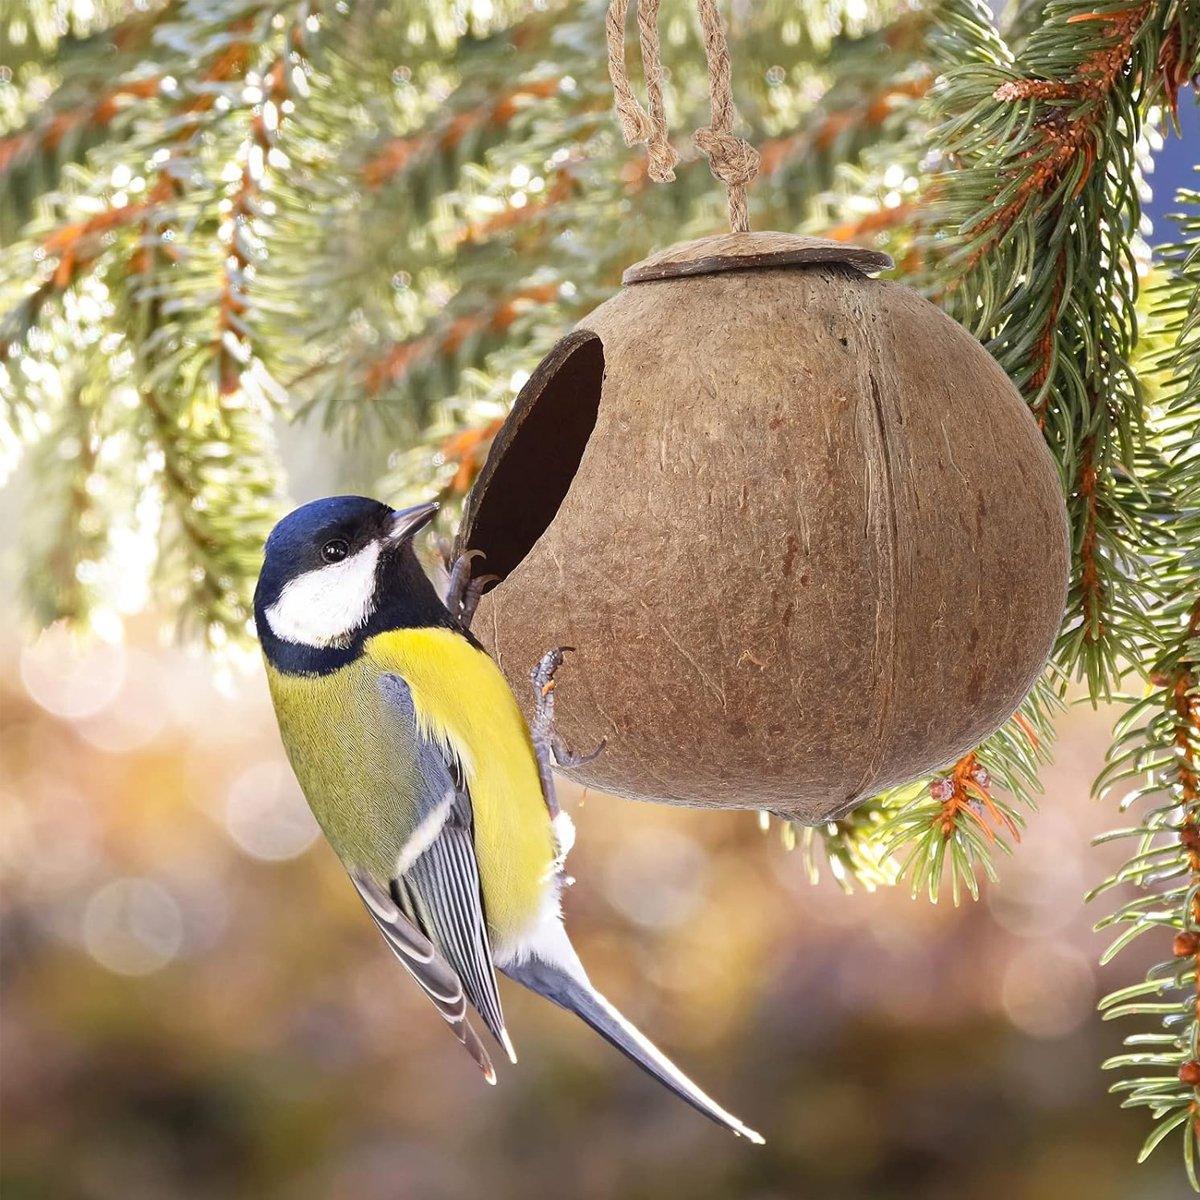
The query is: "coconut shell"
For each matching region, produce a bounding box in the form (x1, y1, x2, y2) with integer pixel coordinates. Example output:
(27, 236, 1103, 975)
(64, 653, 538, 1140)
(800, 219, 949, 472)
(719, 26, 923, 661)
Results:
(456, 232, 1069, 821)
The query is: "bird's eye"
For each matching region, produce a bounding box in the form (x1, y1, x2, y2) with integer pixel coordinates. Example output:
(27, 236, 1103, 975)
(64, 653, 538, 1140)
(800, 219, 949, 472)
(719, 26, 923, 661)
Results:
(321, 538, 349, 563)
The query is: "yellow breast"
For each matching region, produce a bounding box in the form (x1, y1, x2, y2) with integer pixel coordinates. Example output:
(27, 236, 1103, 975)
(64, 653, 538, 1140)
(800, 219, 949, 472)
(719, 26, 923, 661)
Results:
(365, 627, 557, 942)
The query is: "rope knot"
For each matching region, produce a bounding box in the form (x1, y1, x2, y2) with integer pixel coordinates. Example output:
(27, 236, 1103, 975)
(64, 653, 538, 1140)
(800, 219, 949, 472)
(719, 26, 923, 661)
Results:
(606, 0, 756, 232)
(693, 128, 759, 187)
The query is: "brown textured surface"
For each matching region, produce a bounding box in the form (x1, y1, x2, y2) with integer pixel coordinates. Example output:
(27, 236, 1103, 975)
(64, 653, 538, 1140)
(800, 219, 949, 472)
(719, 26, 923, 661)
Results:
(457, 235, 1069, 821)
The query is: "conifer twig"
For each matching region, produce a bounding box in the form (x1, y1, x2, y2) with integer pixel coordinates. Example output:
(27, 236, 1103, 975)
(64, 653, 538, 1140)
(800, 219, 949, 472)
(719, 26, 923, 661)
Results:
(1094, 184, 1200, 1189)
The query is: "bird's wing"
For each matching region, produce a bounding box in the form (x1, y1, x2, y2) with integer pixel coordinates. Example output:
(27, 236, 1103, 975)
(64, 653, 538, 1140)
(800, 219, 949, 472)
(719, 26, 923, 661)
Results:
(377, 672, 512, 1060)
(349, 869, 495, 1083)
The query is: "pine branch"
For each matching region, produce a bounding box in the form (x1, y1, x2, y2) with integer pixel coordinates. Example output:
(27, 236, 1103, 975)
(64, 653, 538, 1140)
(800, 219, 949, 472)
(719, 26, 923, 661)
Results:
(353, 282, 562, 403)
(0, 0, 146, 60)
(1094, 183, 1200, 1188)
(924, 0, 1197, 699)
(879, 679, 1059, 903)
(0, 77, 163, 176)
(306, 0, 932, 445)
(767, 677, 1060, 900)
(117, 2, 311, 638)
(381, 404, 508, 521)
(3, 4, 267, 366)
(22, 377, 108, 624)
(964, 3, 1162, 261)
(361, 77, 567, 192)
(1, 200, 151, 366)
(2, 0, 300, 639)
(767, 792, 907, 893)
(0, 2, 182, 239)
(823, 198, 917, 243)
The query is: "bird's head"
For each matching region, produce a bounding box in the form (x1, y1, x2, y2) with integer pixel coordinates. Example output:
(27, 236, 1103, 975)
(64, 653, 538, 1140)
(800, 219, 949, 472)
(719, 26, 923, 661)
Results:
(254, 495, 440, 654)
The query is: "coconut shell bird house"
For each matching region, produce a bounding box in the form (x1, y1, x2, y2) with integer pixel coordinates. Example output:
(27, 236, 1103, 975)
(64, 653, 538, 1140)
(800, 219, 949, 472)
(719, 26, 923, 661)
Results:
(453, 4, 1069, 823)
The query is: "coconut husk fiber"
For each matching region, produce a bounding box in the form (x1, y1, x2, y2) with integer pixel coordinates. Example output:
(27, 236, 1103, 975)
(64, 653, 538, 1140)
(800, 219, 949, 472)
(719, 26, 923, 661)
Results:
(455, 233, 1070, 822)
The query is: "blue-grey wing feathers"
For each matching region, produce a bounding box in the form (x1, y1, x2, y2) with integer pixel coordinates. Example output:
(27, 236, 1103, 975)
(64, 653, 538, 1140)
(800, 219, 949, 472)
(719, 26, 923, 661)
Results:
(394, 802, 511, 1057)
(377, 673, 512, 1061)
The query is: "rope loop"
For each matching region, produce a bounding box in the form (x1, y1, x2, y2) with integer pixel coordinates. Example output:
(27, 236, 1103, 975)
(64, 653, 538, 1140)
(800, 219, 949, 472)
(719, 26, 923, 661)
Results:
(606, 0, 678, 182)
(604, 0, 757, 231)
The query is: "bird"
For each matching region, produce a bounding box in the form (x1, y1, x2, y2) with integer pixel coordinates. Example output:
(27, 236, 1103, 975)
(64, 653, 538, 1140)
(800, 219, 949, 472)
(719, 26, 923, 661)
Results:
(253, 494, 763, 1143)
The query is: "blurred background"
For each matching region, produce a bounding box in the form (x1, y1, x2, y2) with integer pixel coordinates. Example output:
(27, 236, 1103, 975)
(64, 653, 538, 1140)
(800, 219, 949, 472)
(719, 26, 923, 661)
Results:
(2, 0, 1197, 1197)
(0, 625, 1184, 1199)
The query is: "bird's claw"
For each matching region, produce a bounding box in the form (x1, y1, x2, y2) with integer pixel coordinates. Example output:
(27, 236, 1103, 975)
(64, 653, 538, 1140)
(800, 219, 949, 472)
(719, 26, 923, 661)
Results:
(460, 572, 498, 629)
(446, 549, 495, 630)
(552, 735, 607, 770)
(446, 548, 483, 609)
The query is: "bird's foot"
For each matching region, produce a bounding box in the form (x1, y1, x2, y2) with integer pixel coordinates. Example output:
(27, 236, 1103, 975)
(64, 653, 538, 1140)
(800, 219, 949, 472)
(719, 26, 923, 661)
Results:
(446, 549, 497, 630)
(530, 648, 606, 818)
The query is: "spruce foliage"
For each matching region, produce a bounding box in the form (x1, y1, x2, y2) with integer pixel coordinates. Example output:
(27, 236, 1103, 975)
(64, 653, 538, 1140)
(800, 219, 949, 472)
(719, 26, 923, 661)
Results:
(1, 0, 1198, 1184)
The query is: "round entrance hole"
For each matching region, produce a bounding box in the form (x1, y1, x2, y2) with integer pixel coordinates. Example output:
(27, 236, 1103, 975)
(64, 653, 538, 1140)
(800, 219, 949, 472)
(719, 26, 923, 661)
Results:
(457, 329, 604, 588)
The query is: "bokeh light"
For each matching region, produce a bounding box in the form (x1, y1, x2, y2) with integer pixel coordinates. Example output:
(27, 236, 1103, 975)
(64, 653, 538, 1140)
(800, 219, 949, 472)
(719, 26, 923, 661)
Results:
(602, 826, 709, 929)
(20, 623, 125, 720)
(81, 877, 184, 976)
(1001, 941, 1096, 1039)
(71, 647, 171, 754)
(223, 759, 321, 861)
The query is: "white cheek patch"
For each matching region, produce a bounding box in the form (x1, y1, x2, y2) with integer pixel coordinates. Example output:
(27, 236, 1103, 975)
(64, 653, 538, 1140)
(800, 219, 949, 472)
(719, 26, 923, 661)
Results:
(264, 541, 381, 647)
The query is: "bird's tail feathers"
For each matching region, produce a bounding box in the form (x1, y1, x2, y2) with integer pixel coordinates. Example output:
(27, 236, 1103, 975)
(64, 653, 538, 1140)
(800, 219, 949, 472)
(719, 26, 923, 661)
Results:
(503, 945, 763, 1144)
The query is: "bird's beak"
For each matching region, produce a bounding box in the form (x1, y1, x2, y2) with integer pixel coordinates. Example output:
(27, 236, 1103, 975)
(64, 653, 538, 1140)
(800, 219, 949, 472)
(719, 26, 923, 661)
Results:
(385, 500, 439, 543)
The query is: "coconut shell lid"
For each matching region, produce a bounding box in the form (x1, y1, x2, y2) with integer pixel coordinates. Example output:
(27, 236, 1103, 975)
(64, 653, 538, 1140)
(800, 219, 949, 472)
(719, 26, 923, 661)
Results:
(622, 231, 893, 285)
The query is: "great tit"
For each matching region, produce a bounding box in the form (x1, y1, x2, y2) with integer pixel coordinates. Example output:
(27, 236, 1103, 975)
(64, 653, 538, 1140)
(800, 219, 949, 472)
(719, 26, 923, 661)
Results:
(253, 495, 762, 1143)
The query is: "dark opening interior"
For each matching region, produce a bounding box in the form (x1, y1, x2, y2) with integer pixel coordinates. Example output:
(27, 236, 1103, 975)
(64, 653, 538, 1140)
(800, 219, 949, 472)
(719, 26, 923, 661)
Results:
(456, 329, 604, 588)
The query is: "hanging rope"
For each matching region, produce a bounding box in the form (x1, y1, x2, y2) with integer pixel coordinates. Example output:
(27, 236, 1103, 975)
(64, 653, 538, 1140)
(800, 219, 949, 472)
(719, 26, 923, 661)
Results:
(605, 0, 759, 233)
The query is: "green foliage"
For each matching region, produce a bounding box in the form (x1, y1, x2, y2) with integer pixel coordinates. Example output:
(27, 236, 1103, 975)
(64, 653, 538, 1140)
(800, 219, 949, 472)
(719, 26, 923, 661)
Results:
(782, 3, 1199, 1176)
(924, 0, 1194, 699)
(3, 0, 300, 639)
(1092, 187, 1200, 1188)
(771, 793, 907, 894)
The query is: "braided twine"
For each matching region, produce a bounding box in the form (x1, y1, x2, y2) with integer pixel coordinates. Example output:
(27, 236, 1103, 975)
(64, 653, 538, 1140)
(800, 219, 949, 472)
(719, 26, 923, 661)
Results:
(605, 0, 759, 233)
